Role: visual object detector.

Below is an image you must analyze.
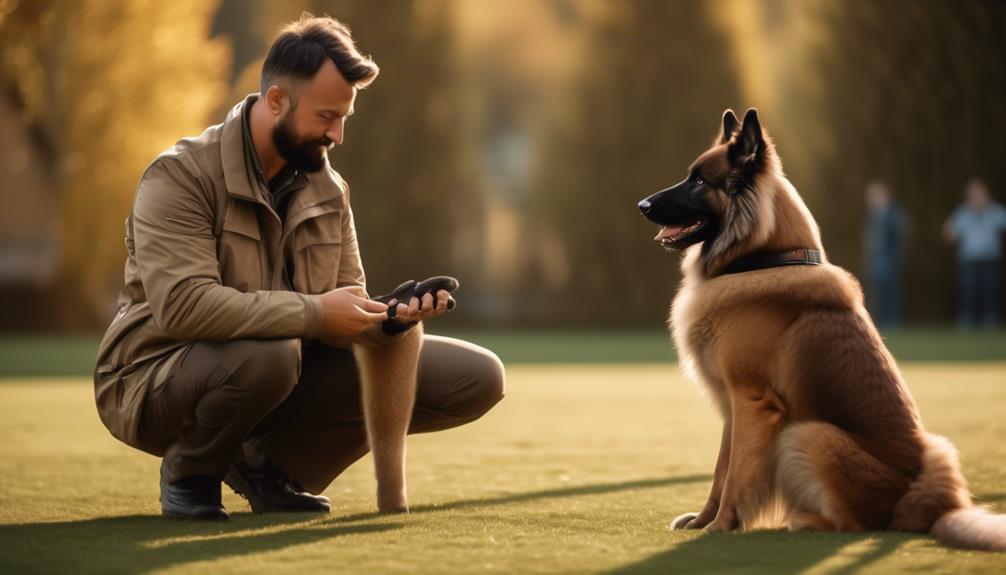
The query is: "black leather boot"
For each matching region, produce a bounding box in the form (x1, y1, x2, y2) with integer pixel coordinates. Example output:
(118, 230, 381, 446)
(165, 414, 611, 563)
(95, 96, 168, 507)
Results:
(160, 462, 229, 521)
(225, 458, 331, 513)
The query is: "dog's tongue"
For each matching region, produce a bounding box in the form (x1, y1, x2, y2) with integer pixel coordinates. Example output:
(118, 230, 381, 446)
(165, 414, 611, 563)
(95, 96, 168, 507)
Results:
(655, 226, 685, 242)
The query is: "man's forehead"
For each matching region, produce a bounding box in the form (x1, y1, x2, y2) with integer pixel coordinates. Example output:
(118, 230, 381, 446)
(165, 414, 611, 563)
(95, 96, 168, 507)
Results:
(299, 59, 356, 110)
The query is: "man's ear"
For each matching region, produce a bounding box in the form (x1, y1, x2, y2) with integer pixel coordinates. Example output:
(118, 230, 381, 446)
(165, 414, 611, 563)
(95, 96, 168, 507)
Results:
(265, 85, 287, 116)
(729, 108, 764, 165)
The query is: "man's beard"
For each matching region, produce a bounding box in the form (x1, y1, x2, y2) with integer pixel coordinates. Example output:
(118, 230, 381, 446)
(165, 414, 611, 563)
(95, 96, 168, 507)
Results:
(272, 114, 331, 173)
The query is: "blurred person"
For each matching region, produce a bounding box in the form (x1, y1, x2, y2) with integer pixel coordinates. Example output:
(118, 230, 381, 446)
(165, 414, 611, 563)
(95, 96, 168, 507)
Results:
(93, 14, 504, 521)
(943, 178, 1006, 329)
(863, 180, 908, 328)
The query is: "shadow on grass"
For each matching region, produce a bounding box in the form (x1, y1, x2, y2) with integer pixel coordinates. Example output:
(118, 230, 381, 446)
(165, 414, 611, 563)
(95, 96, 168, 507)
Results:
(0, 513, 401, 574)
(334, 474, 713, 523)
(606, 530, 917, 575)
(0, 474, 710, 573)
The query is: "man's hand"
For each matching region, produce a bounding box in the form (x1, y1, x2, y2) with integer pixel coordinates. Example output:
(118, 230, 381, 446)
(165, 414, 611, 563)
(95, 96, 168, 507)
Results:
(390, 289, 451, 323)
(377, 276, 458, 325)
(318, 286, 388, 339)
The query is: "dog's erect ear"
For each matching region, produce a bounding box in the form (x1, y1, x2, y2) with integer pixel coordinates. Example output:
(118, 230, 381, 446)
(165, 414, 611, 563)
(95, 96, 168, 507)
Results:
(719, 109, 740, 144)
(730, 108, 764, 165)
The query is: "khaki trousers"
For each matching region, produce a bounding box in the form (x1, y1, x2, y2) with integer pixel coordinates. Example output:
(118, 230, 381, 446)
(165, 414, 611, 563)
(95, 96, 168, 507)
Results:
(137, 335, 505, 492)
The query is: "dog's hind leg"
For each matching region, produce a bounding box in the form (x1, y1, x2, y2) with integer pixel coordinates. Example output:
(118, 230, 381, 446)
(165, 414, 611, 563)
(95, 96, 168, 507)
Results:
(776, 422, 906, 532)
(788, 511, 837, 531)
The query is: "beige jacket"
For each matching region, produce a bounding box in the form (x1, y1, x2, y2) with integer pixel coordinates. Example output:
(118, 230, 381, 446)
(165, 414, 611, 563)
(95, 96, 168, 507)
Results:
(95, 96, 375, 447)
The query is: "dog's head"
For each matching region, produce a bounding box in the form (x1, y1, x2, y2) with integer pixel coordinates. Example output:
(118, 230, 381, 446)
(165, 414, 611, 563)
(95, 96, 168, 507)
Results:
(638, 108, 777, 256)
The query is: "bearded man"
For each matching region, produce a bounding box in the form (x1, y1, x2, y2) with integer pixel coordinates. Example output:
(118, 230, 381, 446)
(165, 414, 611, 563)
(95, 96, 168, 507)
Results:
(94, 14, 504, 521)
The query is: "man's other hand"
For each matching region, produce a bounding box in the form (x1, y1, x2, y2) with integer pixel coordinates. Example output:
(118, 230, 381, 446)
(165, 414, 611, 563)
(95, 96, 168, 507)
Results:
(319, 286, 388, 338)
(389, 289, 452, 324)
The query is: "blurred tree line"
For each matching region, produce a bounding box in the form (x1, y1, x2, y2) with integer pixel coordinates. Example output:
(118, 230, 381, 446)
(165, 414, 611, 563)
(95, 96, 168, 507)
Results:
(1, 0, 1003, 331)
(715, 0, 1006, 323)
(0, 0, 229, 328)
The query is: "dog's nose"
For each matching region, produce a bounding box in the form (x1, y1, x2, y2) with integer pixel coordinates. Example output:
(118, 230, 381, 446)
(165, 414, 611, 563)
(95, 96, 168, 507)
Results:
(638, 199, 651, 214)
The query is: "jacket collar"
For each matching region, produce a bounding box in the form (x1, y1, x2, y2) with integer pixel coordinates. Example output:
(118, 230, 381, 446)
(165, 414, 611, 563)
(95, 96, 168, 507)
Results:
(220, 94, 346, 210)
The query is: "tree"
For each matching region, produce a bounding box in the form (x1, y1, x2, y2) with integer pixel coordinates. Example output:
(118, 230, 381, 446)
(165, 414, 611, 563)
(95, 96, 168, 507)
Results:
(0, 0, 230, 327)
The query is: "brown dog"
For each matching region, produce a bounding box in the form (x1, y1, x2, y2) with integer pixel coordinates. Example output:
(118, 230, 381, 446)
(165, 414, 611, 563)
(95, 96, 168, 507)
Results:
(638, 108, 1005, 550)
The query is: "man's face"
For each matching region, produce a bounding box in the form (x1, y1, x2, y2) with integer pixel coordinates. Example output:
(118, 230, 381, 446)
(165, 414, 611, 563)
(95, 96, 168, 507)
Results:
(271, 59, 357, 173)
(966, 180, 989, 210)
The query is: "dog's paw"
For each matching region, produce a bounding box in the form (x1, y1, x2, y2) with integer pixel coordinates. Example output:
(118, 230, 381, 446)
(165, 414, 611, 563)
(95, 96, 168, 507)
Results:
(704, 512, 740, 532)
(670, 512, 700, 530)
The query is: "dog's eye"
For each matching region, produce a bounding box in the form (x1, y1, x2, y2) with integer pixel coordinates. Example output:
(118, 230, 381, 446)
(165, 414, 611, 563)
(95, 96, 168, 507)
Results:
(694, 177, 704, 186)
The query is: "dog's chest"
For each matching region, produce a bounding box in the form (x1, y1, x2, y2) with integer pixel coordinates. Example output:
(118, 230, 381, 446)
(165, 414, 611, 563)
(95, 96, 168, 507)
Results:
(670, 280, 727, 406)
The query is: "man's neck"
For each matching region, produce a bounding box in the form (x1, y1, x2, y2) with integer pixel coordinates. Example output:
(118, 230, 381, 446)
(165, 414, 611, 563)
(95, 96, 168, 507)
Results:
(249, 98, 287, 182)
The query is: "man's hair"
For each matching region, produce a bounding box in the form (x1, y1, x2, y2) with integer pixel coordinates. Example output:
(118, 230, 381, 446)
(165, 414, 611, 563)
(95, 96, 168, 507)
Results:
(260, 13, 379, 98)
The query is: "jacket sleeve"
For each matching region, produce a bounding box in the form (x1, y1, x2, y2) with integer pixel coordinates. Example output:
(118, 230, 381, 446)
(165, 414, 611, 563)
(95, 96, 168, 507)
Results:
(132, 158, 323, 341)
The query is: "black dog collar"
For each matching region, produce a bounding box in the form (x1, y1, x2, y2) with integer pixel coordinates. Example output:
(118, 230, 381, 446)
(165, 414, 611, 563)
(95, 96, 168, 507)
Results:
(721, 248, 823, 275)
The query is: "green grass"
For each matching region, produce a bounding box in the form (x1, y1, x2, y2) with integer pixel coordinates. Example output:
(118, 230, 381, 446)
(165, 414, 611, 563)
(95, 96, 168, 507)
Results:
(1, 328, 1005, 376)
(1, 363, 1005, 574)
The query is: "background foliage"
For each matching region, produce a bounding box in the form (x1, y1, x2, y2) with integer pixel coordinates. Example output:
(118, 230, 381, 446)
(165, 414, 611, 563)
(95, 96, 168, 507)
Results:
(1, 0, 1004, 329)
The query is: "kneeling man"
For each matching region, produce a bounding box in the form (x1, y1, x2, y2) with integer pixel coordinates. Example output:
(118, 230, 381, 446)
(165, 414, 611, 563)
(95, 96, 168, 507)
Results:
(94, 14, 504, 520)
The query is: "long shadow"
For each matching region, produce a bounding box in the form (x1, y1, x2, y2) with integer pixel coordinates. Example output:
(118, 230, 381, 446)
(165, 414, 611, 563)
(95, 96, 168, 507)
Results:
(0, 474, 709, 573)
(605, 530, 916, 575)
(334, 474, 712, 523)
(0, 513, 401, 574)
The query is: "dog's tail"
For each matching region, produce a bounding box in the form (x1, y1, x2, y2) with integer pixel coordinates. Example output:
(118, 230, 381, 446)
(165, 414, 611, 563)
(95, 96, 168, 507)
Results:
(931, 508, 1006, 551)
(893, 433, 1006, 551)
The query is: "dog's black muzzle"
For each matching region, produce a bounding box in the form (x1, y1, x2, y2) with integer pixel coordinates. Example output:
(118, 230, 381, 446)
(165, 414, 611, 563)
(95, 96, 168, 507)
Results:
(638, 178, 708, 226)
(639, 177, 717, 250)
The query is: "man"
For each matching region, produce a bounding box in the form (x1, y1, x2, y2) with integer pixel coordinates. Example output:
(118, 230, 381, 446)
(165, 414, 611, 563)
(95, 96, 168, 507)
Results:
(94, 14, 505, 521)
(863, 180, 908, 328)
(943, 178, 1006, 329)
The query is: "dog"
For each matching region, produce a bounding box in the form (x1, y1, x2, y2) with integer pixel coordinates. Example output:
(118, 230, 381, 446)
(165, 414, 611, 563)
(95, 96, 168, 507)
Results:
(637, 108, 1005, 550)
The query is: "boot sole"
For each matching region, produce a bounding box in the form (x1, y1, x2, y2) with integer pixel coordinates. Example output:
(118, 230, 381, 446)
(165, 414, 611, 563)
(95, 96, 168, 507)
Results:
(161, 509, 229, 521)
(224, 467, 330, 514)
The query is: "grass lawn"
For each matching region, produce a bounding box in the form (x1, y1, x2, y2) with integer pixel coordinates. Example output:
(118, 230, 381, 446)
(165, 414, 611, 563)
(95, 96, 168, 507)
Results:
(1, 328, 1005, 376)
(1, 363, 1005, 574)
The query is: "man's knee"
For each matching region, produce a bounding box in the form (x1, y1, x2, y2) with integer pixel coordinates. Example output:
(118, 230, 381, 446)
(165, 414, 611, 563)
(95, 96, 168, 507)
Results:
(231, 339, 302, 401)
(460, 348, 506, 418)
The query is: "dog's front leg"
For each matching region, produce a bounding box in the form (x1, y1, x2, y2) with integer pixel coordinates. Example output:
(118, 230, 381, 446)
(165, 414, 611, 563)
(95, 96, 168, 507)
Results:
(672, 418, 731, 529)
(705, 388, 785, 532)
(353, 324, 423, 513)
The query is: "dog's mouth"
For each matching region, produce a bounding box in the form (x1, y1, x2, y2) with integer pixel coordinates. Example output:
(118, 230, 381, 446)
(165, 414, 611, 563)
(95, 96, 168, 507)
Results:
(654, 219, 706, 250)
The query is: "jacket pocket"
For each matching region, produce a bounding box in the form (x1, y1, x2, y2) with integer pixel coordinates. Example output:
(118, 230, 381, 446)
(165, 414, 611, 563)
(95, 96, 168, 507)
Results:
(290, 214, 342, 294)
(218, 211, 265, 292)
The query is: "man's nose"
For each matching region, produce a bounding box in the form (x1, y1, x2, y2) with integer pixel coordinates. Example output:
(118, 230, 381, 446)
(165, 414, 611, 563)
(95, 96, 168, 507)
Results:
(326, 123, 344, 146)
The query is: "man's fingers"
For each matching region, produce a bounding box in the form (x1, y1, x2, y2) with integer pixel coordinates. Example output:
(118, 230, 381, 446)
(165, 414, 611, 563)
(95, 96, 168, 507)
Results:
(408, 296, 421, 317)
(395, 303, 410, 320)
(358, 297, 388, 314)
(354, 306, 389, 323)
(421, 293, 434, 313)
(436, 290, 449, 311)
